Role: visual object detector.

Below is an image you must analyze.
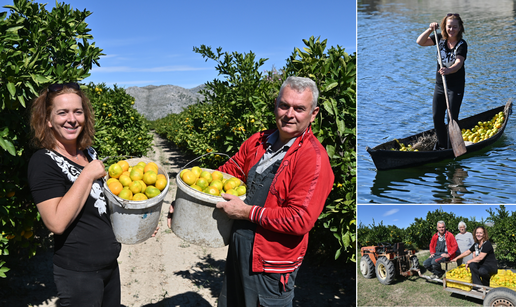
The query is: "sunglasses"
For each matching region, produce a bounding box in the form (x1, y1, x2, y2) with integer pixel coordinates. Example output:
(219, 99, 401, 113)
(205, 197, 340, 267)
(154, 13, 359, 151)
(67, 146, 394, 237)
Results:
(447, 13, 460, 17)
(47, 82, 81, 93)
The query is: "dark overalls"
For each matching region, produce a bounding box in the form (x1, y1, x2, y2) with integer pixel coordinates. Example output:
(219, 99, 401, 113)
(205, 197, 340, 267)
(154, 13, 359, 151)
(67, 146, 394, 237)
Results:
(423, 234, 449, 277)
(218, 159, 298, 307)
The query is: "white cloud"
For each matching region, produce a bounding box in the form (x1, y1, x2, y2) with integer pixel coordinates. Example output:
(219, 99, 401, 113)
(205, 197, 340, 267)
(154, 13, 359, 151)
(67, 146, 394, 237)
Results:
(92, 65, 211, 73)
(383, 209, 399, 217)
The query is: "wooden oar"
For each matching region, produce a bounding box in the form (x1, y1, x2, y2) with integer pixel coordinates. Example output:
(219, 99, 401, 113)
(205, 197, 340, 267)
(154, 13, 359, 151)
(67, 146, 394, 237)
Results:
(434, 29, 467, 157)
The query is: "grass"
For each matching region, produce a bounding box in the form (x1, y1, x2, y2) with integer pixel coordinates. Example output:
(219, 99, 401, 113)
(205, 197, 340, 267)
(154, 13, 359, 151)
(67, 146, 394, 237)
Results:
(357, 251, 483, 306)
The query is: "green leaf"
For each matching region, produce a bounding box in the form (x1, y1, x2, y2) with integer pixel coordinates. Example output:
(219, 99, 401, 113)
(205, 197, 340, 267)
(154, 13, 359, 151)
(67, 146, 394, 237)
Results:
(7, 82, 16, 97)
(324, 82, 338, 92)
(0, 136, 16, 156)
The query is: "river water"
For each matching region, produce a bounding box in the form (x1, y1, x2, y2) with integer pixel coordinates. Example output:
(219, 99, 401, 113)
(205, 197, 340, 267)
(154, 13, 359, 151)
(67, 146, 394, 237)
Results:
(357, 0, 516, 203)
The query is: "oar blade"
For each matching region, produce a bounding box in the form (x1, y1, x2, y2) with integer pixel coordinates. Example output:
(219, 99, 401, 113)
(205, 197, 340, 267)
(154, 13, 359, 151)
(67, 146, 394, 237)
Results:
(449, 120, 467, 157)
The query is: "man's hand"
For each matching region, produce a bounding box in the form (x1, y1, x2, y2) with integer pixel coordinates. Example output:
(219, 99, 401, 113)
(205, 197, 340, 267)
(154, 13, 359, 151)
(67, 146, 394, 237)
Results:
(216, 193, 251, 220)
(441, 253, 449, 258)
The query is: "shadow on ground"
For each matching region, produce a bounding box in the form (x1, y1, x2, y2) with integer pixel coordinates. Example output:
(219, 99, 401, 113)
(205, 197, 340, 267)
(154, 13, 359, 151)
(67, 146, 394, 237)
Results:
(0, 246, 57, 307)
(132, 291, 212, 307)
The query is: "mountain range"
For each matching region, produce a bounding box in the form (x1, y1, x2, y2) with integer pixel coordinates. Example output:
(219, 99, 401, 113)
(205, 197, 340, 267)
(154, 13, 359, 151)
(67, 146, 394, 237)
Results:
(125, 84, 206, 121)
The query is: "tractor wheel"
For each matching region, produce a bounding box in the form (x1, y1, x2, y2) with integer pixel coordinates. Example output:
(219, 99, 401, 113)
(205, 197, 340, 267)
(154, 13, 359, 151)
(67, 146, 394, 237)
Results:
(376, 256, 396, 285)
(360, 255, 375, 279)
(483, 288, 516, 307)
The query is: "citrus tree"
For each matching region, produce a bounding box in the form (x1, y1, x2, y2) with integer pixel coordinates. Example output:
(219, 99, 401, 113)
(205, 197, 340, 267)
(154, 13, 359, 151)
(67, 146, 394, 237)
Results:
(486, 205, 516, 264)
(284, 36, 356, 262)
(85, 82, 153, 160)
(0, 0, 104, 277)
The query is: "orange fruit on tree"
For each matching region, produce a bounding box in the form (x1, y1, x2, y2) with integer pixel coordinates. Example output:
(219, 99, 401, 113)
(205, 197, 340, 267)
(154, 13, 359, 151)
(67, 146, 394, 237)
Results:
(118, 188, 133, 200)
(117, 160, 130, 172)
(133, 193, 148, 201)
(155, 177, 167, 191)
(143, 170, 157, 185)
(108, 163, 123, 179)
(181, 170, 197, 186)
(108, 181, 124, 196)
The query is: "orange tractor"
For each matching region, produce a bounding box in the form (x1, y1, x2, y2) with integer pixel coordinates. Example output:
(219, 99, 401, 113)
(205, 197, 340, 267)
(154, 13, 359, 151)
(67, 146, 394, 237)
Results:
(360, 242, 420, 285)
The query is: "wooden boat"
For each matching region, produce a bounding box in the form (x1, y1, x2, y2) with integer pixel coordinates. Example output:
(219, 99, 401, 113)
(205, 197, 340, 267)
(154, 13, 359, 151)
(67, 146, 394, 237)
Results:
(366, 100, 512, 171)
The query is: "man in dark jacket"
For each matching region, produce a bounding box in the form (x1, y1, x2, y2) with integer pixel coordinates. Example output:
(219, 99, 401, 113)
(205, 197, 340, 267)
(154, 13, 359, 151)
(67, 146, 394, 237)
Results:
(424, 220, 459, 279)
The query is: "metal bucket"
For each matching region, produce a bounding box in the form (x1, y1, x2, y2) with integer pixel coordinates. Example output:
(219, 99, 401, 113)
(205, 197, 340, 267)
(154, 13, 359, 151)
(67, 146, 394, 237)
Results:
(104, 158, 170, 245)
(171, 168, 245, 248)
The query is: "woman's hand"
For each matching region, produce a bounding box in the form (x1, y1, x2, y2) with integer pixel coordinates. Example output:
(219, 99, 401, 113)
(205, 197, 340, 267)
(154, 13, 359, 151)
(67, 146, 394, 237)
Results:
(167, 202, 174, 229)
(429, 22, 439, 31)
(439, 67, 452, 75)
(83, 159, 107, 182)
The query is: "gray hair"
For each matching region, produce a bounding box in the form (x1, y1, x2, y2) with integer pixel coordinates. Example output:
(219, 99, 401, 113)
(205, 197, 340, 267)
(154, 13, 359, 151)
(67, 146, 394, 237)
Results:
(458, 221, 467, 229)
(437, 220, 446, 227)
(277, 76, 319, 111)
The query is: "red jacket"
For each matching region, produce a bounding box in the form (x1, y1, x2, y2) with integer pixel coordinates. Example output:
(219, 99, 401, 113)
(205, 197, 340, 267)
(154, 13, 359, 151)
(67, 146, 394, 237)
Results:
(218, 127, 334, 273)
(429, 231, 458, 260)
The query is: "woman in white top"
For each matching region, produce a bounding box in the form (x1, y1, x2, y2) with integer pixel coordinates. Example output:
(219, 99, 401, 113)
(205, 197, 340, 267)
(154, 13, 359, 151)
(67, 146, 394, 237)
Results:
(455, 221, 474, 263)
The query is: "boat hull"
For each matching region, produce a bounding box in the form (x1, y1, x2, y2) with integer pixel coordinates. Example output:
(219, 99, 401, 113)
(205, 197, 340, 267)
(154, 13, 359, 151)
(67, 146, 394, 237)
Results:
(366, 102, 512, 170)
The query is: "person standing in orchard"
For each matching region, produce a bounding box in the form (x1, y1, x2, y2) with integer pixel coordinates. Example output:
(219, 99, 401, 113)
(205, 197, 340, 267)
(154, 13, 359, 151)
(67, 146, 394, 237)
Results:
(214, 76, 334, 306)
(417, 13, 467, 150)
(28, 83, 122, 306)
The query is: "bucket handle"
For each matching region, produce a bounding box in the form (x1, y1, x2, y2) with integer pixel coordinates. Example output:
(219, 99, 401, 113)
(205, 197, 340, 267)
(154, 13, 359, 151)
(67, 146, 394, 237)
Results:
(180, 152, 247, 182)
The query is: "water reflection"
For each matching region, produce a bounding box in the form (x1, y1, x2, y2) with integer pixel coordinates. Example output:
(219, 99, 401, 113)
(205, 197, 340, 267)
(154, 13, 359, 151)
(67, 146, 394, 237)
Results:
(357, 0, 516, 203)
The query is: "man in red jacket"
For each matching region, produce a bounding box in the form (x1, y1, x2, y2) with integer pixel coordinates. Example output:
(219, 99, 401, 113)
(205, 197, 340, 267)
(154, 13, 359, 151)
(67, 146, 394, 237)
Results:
(424, 221, 459, 279)
(214, 76, 334, 307)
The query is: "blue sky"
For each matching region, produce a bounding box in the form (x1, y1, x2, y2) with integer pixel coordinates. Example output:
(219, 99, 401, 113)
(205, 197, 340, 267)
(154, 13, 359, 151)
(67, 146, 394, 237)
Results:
(358, 205, 516, 230)
(31, 0, 356, 89)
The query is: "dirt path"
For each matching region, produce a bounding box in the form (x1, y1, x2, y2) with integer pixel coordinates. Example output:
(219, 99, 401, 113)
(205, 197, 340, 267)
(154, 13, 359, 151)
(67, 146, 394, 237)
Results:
(1, 133, 355, 307)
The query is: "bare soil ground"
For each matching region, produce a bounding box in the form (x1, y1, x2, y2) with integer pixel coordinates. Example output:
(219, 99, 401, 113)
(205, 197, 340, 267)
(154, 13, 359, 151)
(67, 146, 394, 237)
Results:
(0, 133, 355, 307)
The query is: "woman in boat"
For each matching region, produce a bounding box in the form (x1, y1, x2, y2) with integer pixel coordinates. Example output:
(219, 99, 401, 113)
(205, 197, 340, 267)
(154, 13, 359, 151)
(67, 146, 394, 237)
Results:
(453, 226, 497, 288)
(455, 221, 474, 265)
(28, 83, 122, 306)
(416, 14, 467, 150)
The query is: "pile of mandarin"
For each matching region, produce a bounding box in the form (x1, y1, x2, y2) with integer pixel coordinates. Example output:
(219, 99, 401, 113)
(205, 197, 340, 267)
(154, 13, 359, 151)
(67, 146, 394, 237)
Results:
(491, 270, 516, 289)
(180, 166, 246, 197)
(461, 111, 505, 143)
(106, 160, 167, 201)
(447, 265, 472, 280)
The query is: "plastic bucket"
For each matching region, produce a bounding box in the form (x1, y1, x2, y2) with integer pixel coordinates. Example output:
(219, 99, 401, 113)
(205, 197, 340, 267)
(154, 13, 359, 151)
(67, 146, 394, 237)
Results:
(171, 168, 245, 248)
(104, 158, 170, 244)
